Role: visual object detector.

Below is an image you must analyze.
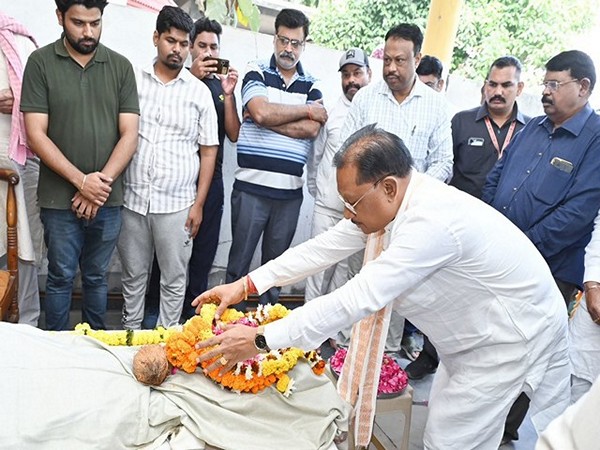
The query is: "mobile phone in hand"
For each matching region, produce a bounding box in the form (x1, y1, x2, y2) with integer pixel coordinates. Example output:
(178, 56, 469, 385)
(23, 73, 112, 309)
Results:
(204, 57, 230, 75)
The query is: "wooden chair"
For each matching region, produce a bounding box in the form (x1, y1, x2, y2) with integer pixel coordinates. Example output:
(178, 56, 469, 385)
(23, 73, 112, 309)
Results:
(0, 168, 19, 322)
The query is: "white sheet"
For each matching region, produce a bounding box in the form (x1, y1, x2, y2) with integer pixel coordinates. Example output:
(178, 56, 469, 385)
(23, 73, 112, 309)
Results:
(0, 323, 350, 449)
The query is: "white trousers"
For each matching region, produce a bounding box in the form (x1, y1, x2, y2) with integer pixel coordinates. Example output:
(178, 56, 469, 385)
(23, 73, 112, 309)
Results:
(118, 208, 193, 329)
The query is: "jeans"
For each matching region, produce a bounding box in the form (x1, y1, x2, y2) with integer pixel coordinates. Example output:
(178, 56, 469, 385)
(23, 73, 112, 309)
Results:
(41, 206, 122, 330)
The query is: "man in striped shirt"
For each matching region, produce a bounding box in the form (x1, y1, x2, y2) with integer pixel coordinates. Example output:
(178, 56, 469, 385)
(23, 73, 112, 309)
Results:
(226, 8, 327, 307)
(118, 6, 218, 329)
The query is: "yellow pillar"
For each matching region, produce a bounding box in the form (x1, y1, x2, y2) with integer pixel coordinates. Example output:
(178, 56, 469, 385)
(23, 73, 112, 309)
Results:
(421, 0, 464, 76)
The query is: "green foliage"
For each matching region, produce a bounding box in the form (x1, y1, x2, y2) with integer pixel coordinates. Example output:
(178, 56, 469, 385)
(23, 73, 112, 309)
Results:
(310, 0, 430, 55)
(310, 0, 598, 83)
(453, 0, 597, 84)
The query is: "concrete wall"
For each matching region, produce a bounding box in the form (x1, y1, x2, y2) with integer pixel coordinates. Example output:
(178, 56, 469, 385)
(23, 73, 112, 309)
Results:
(3, 2, 544, 294)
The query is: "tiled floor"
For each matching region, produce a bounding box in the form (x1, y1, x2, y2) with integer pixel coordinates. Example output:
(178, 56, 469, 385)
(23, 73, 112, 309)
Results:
(43, 306, 539, 450)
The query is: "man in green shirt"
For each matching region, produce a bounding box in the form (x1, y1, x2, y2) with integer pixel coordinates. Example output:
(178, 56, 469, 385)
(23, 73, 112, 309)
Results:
(20, 0, 139, 330)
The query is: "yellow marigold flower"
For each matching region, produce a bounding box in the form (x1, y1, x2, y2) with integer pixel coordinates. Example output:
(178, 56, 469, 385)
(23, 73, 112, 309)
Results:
(276, 374, 290, 393)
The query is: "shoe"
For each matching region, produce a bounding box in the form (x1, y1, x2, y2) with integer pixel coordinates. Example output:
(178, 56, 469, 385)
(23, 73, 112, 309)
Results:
(400, 334, 423, 361)
(405, 352, 438, 380)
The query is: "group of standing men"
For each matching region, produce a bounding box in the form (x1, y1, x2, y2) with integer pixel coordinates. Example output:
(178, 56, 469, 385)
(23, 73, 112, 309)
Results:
(4, 0, 600, 448)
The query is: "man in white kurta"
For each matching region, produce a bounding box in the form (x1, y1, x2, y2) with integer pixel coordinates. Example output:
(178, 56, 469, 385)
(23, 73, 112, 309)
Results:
(195, 126, 569, 450)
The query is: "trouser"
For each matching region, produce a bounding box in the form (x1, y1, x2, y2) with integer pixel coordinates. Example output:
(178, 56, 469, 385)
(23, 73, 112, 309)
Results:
(304, 209, 348, 302)
(41, 206, 121, 330)
(503, 277, 573, 440)
(118, 208, 192, 329)
(181, 178, 224, 321)
(226, 189, 302, 308)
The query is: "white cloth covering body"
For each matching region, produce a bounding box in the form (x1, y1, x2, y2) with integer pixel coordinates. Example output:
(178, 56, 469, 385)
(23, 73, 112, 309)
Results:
(253, 172, 570, 450)
(0, 322, 350, 450)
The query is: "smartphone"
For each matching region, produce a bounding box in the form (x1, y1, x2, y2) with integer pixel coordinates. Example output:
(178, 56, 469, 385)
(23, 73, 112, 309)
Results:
(204, 57, 229, 75)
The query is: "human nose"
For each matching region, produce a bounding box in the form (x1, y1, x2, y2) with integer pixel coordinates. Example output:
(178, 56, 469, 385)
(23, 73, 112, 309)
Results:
(343, 208, 354, 220)
(82, 23, 93, 38)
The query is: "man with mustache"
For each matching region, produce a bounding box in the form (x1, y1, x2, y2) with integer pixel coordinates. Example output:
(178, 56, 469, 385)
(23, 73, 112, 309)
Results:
(117, 6, 218, 329)
(226, 8, 326, 309)
(449, 55, 529, 446)
(305, 48, 371, 346)
(20, 0, 139, 330)
(483, 50, 600, 444)
(450, 56, 528, 199)
(338, 23, 453, 357)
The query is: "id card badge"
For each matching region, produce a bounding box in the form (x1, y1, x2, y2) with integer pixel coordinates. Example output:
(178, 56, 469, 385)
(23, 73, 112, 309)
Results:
(468, 137, 485, 147)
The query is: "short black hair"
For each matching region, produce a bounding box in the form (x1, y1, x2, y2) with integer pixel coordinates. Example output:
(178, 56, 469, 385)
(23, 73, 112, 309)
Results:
(156, 6, 193, 35)
(333, 124, 413, 185)
(190, 17, 223, 45)
(487, 56, 522, 80)
(384, 23, 423, 55)
(275, 8, 310, 39)
(545, 50, 596, 91)
(55, 0, 108, 14)
(416, 55, 443, 79)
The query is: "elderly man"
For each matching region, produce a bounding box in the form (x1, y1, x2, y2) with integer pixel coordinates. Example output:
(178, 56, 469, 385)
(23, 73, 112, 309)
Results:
(304, 47, 371, 340)
(225, 8, 326, 308)
(194, 125, 569, 450)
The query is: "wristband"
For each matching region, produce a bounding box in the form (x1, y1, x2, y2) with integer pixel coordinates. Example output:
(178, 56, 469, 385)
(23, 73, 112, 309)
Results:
(80, 174, 87, 191)
(307, 104, 313, 121)
(242, 276, 248, 301)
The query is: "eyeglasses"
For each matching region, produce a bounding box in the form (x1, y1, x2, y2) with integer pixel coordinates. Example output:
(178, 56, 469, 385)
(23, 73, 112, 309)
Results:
(338, 174, 391, 215)
(275, 35, 305, 50)
(542, 79, 579, 92)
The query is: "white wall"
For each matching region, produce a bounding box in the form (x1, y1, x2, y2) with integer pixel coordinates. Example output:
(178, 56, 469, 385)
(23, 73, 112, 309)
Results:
(2, 2, 544, 293)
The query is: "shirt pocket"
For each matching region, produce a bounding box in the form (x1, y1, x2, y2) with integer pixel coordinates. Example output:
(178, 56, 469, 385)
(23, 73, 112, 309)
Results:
(531, 162, 573, 205)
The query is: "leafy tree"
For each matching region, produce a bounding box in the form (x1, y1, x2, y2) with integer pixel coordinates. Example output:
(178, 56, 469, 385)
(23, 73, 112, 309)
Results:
(310, 0, 598, 83)
(310, 0, 429, 55)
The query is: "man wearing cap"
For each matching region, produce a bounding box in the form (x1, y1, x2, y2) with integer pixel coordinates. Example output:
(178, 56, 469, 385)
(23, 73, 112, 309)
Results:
(305, 48, 371, 341)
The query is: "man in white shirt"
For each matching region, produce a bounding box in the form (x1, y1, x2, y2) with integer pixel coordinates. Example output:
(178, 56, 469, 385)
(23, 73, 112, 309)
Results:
(305, 48, 371, 344)
(194, 125, 569, 449)
(118, 6, 218, 329)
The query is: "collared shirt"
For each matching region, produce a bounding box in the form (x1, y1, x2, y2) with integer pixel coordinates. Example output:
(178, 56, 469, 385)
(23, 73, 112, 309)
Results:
(124, 64, 218, 215)
(21, 38, 140, 209)
(339, 78, 453, 182)
(306, 94, 351, 218)
(450, 103, 529, 198)
(482, 104, 600, 288)
(254, 171, 566, 357)
(235, 55, 323, 200)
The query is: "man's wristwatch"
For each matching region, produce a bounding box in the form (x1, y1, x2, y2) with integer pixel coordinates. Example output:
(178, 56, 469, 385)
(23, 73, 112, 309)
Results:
(254, 327, 271, 353)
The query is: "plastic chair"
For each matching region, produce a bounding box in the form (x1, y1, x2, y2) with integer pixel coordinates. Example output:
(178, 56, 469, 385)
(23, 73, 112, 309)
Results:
(0, 168, 19, 322)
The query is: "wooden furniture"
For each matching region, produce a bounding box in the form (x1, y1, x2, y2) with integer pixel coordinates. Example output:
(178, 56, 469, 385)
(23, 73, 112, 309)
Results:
(0, 168, 19, 322)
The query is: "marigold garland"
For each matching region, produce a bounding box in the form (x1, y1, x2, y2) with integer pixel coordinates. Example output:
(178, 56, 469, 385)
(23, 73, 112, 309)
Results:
(165, 303, 326, 396)
(73, 303, 326, 397)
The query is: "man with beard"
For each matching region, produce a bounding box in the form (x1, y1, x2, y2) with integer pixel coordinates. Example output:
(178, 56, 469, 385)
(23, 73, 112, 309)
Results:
(20, 0, 139, 330)
(450, 56, 528, 199)
(305, 48, 371, 345)
(226, 8, 326, 308)
(483, 50, 600, 445)
(117, 6, 218, 329)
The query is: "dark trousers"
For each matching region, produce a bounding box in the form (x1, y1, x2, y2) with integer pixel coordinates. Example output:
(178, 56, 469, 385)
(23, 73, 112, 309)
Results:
(225, 189, 302, 310)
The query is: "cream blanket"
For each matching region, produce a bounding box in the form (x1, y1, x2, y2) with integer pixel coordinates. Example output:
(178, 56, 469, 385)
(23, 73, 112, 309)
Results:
(0, 323, 350, 449)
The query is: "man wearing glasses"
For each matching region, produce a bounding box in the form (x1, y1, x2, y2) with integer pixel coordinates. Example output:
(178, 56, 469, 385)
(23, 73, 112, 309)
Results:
(226, 8, 327, 309)
(483, 50, 600, 445)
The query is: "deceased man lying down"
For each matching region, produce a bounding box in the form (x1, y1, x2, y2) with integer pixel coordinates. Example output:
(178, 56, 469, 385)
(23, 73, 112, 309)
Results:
(0, 323, 349, 450)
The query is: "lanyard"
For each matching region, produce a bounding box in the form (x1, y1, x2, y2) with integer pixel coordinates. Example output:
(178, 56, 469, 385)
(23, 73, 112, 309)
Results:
(484, 116, 517, 159)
